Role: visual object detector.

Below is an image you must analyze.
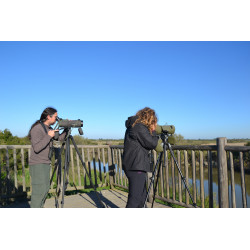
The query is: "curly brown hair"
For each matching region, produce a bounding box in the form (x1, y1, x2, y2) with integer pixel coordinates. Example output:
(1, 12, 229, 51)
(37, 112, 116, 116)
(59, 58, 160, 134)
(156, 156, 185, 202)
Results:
(132, 107, 158, 134)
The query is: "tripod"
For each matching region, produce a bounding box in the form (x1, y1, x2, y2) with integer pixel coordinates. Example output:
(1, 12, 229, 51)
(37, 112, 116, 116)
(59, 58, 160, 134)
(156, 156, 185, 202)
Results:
(144, 132, 198, 208)
(45, 129, 106, 208)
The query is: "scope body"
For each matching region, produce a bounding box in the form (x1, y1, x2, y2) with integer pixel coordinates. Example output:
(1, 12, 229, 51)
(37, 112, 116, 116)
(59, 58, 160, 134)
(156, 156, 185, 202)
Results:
(57, 118, 83, 128)
(155, 125, 175, 135)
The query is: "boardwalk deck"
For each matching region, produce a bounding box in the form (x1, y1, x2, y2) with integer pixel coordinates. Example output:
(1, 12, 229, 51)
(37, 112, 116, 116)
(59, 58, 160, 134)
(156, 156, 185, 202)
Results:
(1, 189, 171, 208)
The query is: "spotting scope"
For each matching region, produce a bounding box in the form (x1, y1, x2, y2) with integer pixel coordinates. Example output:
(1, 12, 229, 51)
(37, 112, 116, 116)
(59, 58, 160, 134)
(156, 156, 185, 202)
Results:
(56, 117, 83, 128)
(155, 125, 175, 135)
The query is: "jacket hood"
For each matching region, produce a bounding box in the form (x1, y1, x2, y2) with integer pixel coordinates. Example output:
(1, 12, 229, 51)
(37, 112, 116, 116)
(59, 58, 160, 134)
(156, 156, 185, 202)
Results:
(125, 116, 138, 128)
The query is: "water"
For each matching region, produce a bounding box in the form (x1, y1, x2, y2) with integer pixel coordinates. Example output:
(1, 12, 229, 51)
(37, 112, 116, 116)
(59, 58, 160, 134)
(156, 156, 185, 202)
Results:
(89, 160, 250, 208)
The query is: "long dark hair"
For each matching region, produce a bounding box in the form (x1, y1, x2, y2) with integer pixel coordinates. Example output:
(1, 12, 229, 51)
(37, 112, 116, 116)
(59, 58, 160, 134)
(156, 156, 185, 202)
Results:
(28, 107, 57, 140)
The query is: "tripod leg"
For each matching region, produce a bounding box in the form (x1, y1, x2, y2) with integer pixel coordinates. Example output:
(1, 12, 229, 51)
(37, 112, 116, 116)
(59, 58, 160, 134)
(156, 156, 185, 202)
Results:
(70, 136, 106, 208)
(151, 160, 162, 208)
(61, 138, 70, 208)
(167, 143, 197, 207)
(143, 152, 163, 208)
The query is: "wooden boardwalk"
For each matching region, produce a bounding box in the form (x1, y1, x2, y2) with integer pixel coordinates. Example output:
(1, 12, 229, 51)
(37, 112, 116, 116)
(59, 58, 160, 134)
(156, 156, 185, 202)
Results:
(2, 189, 170, 208)
(44, 189, 170, 208)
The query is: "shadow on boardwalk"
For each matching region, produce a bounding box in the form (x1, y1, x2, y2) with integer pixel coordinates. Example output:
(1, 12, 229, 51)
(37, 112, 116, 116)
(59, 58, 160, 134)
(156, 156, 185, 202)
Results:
(1, 189, 170, 208)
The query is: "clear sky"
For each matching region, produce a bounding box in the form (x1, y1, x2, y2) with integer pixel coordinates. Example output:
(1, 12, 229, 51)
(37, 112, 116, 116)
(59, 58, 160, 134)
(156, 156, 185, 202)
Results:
(0, 41, 249, 139)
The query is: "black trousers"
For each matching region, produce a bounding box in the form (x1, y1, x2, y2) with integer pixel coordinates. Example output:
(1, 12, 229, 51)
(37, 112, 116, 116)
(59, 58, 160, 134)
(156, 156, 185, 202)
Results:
(125, 170, 147, 208)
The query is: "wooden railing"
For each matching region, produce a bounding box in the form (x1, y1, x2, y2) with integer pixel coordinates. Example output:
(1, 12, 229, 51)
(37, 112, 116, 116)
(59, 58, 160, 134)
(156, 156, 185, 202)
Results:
(0, 145, 112, 202)
(109, 138, 250, 208)
(1, 138, 250, 208)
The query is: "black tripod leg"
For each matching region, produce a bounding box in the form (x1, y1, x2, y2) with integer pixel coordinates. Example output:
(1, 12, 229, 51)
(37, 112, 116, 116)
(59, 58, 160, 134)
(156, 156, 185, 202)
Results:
(70, 136, 106, 208)
(151, 160, 162, 208)
(61, 138, 70, 208)
(167, 143, 197, 207)
(144, 152, 163, 208)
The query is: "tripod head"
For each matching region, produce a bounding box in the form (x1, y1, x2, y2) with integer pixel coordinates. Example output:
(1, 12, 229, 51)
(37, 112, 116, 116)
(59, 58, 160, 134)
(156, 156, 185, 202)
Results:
(160, 131, 176, 145)
(53, 117, 84, 140)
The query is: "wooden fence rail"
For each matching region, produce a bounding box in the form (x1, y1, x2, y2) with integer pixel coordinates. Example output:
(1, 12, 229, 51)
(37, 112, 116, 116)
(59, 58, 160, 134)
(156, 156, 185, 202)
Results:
(109, 138, 250, 208)
(1, 138, 250, 208)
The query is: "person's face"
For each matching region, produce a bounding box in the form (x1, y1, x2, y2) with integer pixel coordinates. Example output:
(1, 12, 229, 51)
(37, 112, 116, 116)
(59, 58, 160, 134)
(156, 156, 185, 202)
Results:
(47, 112, 58, 125)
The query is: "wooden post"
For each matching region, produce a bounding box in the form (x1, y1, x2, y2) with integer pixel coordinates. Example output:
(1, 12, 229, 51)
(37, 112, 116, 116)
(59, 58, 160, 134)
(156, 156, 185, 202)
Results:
(77, 152, 81, 187)
(208, 150, 214, 208)
(178, 150, 182, 203)
(217, 137, 229, 208)
(21, 148, 26, 192)
(229, 152, 236, 208)
(191, 150, 196, 204)
(70, 147, 75, 185)
(6, 148, 10, 199)
(184, 150, 189, 205)
(199, 151, 205, 208)
(13, 149, 18, 192)
(102, 148, 107, 186)
(239, 152, 247, 208)
(165, 150, 169, 199)
(108, 147, 114, 189)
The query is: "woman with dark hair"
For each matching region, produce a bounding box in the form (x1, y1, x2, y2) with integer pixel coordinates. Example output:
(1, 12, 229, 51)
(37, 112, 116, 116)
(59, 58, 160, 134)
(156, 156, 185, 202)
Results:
(28, 107, 66, 208)
(122, 107, 160, 208)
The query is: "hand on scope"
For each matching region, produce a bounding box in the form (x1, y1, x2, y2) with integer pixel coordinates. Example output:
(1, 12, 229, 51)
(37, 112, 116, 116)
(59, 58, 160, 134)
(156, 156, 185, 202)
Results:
(48, 130, 59, 138)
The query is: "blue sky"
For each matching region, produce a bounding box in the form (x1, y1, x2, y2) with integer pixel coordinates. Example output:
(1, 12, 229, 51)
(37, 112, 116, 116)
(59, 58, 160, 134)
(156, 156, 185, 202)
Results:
(0, 41, 249, 139)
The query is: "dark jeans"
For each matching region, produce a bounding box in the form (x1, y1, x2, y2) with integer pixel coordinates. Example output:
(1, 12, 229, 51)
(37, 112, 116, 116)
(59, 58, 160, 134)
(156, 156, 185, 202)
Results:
(125, 170, 147, 208)
(29, 164, 51, 208)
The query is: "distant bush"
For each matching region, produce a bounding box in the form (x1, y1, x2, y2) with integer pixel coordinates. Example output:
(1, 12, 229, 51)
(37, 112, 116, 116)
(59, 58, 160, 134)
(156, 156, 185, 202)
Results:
(0, 129, 30, 145)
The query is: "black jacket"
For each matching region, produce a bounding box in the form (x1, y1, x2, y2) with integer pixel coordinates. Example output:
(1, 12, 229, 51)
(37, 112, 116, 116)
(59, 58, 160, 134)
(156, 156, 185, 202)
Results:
(122, 116, 158, 172)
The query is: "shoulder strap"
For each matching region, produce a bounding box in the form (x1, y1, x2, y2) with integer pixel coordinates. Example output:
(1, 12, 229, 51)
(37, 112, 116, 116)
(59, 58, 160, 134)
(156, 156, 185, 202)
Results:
(40, 121, 48, 134)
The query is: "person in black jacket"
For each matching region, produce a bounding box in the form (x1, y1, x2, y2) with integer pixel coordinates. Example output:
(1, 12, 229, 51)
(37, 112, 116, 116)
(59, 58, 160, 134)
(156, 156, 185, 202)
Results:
(122, 107, 159, 208)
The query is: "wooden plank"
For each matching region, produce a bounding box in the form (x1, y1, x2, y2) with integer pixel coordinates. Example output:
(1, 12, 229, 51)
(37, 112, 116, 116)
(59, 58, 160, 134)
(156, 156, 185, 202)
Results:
(172, 145, 217, 151)
(160, 153, 164, 198)
(114, 149, 118, 185)
(97, 148, 103, 183)
(239, 152, 247, 208)
(108, 147, 114, 188)
(6, 149, 10, 198)
(165, 150, 170, 199)
(28, 148, 31, 190)
(0, 145, 31, 149)
(77, 151, 81, 187)
(154, 195, 197, 208)
(199, 151, 205, 208)
(21, 148, 26, 192)
(177, 150, 182, 203)
(184, 150, 189, 205)
(70, 147, 75, 185)
(13, 149, 18, 192)
(208, 150, 214, 208)
(229, 152, 236, 208)
(116, 149, 121, 186)
(87, 148, 92, 185)
(191, 150, 196, 204)
(102, 148, 107, 186)
(93, 148, 98, 187)
(225, 146, 250, 152)
(121, 149, 127, 187)
(171, 155, 175, 200)
(81, 148, 86, 188)
(118, 149, 123, 187)
(155, 150, 160, 196)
